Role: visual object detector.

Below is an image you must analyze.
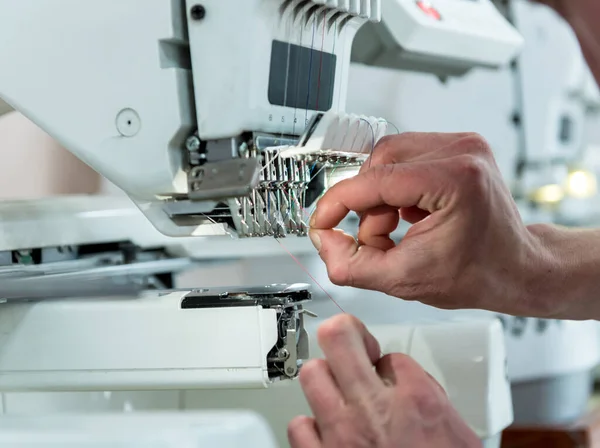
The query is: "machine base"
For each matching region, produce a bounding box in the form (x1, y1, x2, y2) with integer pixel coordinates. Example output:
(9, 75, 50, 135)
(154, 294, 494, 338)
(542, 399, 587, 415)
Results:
(511, 370, 594, 425)
(0, 318, 513, 448)
(0, 286, 311, 390)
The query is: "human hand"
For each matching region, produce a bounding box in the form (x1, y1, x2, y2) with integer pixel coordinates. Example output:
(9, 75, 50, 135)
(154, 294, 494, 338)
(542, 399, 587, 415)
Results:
(288, 314, 480, 448)
(309, 133, 562, 317)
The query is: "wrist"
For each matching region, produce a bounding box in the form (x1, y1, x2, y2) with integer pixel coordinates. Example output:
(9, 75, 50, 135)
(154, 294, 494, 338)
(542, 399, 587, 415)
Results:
(525, 223, 600, 320)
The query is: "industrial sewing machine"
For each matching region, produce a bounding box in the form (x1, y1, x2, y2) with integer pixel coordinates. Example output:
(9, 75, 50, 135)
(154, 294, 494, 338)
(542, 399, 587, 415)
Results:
(0, 0, 526, 446)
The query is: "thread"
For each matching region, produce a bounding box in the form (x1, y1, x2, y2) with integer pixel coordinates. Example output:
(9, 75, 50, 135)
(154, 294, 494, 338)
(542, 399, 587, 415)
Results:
(358, 118, 377, 169)
(381, 119, 401, 135)
(276, 238, 345, 313)
(315, 9, 327, 111)
(336, 25, 348, 111)
(305, 17, 317, 126)
(292, 25, 305, 136)
(278, 16, 294, 143)
(328, 20, 338, 109)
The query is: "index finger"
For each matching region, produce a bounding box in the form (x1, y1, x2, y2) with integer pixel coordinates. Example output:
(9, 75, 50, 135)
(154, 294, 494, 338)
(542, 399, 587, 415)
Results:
(317, 314, 383, 402)
(312, 162, 444, 230)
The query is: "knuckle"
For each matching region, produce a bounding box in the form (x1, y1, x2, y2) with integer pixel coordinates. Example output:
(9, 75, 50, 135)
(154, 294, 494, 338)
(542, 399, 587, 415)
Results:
(368, 133, 417, 166)
(328, 263, 352, 286)
(460, 133, 493, 157)
(397, 373, 447, 421)
(367, 163, 397, 183)
(410, 385, 447, 420)
(456, 153, 488, 182)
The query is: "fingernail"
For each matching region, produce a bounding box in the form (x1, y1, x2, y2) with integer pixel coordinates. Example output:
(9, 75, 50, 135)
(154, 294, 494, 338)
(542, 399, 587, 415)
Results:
(309, 229, 322, 251)
(309, 209, 317, 228)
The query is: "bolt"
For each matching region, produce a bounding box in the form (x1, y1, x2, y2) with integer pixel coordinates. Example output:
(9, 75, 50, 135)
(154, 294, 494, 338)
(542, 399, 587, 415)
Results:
(278, 348, 290, 360)
(186, 135, 201, 152)
(190, 4, 206, 20)
(286, 367, 295, 375)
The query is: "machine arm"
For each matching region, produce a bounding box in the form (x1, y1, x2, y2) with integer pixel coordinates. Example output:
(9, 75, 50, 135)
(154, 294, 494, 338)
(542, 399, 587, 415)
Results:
(0, 0, 387, 239)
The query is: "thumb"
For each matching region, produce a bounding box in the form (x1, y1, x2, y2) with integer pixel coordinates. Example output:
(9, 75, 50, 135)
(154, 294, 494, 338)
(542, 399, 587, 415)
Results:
(310, 228, 391, 289)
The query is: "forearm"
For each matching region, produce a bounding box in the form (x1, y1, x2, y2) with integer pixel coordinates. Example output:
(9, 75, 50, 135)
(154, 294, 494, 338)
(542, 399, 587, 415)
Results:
(527, 224, 600, 320)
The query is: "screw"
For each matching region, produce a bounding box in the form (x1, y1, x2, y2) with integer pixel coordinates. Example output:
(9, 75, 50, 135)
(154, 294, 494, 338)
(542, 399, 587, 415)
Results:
(190, 4, 206, 20)
(286, 367, 295, 375)
(186, 135, 201, 152)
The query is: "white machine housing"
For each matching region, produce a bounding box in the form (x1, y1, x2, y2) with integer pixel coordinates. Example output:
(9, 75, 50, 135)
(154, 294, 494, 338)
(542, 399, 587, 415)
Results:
(0, 314, 513, 448)
(0, 412, 278, 448)
(0, 290, 301, 390)
(0, 0, 384, 239)
(352, 0, 524, 76)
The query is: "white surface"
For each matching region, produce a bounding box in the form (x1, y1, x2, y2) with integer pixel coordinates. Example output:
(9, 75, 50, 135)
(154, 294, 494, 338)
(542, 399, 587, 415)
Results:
(0, 291, 279, 390)
(357, 0, 523, 70)
(0, 412, 278, 448)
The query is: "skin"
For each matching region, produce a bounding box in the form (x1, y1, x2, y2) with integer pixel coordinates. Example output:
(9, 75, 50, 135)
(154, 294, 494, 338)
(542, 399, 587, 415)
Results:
(290, 1, 600, 446)
(288, 315, 480, 448)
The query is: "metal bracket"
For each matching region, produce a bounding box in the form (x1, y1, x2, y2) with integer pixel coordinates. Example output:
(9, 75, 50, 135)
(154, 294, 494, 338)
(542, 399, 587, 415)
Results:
(284, 326, 299, 378)
(188, 158, 261, 201)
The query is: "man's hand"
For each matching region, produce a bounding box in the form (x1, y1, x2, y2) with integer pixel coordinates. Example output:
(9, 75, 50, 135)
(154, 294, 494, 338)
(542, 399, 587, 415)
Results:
(288, 314, 480, 448)
(309, 133, 565, 318)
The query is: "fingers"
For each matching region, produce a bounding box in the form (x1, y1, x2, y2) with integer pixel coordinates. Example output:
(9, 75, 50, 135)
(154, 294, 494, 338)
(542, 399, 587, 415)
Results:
(312, 228, 391, 289)
(288, 416, 321, 448)
(357, 205, 399, 251)
(311, 162, 446, 230)
(299, 359, 344, 423)
(356, 205, 430, 248)
(317, 314, 383, 403)
(361, 132, 475, 173)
